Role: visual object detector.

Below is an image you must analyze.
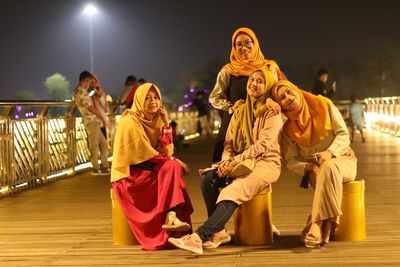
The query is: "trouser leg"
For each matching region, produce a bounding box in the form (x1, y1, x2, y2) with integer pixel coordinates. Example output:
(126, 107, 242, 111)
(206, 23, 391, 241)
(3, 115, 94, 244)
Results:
(200, 170, 227, 217)
(196, 200, 238, 242)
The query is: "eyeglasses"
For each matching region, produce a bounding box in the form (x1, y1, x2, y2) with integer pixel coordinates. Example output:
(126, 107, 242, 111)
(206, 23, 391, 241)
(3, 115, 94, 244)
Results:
(235, 40, 253, 49)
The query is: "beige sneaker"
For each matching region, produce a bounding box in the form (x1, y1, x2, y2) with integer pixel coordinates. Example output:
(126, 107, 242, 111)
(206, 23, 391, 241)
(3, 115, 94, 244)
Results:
(202, 229, 231, 249)
(168, 233, 203, 254)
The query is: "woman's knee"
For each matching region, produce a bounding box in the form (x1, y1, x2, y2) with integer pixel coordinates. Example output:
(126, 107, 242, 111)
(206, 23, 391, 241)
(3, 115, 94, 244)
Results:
(201, 170, 218, 189)
(320, 160, 338, 174)
(318, 160, 341, 182)
(160, 159, 181, 171)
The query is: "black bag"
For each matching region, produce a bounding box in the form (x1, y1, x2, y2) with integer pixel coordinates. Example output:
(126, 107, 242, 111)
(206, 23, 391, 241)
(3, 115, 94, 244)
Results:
(300, 171, 310, 189)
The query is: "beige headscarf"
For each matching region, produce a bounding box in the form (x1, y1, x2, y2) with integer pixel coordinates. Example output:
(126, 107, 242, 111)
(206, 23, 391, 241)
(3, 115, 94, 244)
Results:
(111, 83, 169, 182)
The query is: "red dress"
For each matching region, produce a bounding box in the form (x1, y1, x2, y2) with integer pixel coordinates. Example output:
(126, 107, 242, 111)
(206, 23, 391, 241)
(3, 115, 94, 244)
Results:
(112, 133, 193, 250)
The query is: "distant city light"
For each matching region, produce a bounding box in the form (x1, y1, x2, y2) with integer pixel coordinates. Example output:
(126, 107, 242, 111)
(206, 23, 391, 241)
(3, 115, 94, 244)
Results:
(187, 101, 192, 106)
(84, 4, 98, 16)
(189, 88, 195, 93)
(178, 106, 184, 112)
(184, 94, 189, 99)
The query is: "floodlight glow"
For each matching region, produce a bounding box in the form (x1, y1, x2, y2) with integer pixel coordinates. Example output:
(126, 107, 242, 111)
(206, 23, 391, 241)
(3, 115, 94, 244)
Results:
(84, 4, 98, 16)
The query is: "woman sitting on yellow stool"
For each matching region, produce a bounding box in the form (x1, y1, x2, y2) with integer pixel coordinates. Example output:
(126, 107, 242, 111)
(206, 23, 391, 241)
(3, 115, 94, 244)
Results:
(270, 80, 357, 248)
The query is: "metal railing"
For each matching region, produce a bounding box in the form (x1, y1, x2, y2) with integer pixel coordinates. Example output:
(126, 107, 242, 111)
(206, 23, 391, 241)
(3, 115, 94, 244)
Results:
(3, 95, 396, 197)
(0, 101, 202, 197)
(364, 96, 400, 136)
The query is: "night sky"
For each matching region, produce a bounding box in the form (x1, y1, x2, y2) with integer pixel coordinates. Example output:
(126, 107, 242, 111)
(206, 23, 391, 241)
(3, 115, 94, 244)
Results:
(1, 0, 399, 100)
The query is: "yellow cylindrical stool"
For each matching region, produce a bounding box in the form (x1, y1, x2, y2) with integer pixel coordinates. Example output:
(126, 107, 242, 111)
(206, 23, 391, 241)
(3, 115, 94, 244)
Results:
(334, 180, 366, 241)
(234, 186, 273, 245)
(110, 188, 139, 246)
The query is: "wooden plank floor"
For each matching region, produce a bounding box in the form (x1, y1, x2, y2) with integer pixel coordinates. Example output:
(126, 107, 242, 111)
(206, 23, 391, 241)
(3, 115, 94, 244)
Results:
(1, 130, 400, 266)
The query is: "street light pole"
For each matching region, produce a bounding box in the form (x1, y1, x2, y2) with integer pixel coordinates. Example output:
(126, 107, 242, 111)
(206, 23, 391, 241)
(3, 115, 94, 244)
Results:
(89, 17, 94, 73)
(83, 4, 98, 73)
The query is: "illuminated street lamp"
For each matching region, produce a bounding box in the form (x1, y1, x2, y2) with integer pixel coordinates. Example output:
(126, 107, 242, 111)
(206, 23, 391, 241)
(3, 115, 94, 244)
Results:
(83, 4, 98, 72)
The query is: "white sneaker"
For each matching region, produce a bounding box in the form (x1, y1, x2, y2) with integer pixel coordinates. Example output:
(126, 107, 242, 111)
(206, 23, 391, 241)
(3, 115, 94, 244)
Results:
(202, 229, 231, 249)
(168, 234, 203, 254)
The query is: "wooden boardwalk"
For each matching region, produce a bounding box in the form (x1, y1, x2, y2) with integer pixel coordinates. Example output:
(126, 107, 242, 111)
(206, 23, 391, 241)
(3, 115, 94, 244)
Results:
(0, 130, 400, 266)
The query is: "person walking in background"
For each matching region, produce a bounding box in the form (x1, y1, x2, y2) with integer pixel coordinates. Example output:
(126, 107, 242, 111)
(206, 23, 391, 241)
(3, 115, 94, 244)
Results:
(209, 27, 284, 163)
(312, 68, 336, 99)
(73, 71, 110, 175)
(111, 83, 193, 250)
(349, 94, 366, 143)
(193, 90, 213, 136)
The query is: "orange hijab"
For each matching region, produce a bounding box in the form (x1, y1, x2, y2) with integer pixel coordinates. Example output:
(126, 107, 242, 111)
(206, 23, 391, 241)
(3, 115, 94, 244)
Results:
(111, 83, 166, 182)
(270, 80, 333, 147)
(223, 27, 280, 77)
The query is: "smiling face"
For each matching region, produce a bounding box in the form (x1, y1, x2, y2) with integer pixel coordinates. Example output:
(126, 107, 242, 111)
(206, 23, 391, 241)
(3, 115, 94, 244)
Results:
(143, 87, 161, 115)
(275, 86, 301, 111)
(247, 71, 266, 98)
(234, 33, 254, 60)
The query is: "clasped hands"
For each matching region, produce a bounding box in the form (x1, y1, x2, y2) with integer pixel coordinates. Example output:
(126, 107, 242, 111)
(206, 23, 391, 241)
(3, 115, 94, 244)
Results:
(217, 159, 237, 177)
(304, 150, 333, 174)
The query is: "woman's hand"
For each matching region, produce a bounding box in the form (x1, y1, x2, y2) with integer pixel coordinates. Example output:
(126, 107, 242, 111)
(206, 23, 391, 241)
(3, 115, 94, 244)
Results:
(217, 159, 237, 177)
(176, 158, 190, 176)
(159, 105, 169, 126)
(217, 160, 230, 177)
(313, 151, 333, 166)
(266, 98, 281, 115)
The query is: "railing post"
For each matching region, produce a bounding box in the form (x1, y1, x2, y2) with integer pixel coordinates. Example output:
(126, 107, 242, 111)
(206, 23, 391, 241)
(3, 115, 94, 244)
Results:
(66, 113, 77, 171)
(37, 107, 49, 183)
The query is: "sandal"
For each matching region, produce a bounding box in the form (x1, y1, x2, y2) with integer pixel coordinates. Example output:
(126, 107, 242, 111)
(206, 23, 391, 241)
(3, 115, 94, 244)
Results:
(162, 211, 191, 232)
(304, 232, 322, 248)
(303, 222, 323, 248)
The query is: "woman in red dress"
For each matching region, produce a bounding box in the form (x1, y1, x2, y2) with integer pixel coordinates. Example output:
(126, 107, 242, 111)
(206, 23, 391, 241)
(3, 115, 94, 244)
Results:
(111, 83, 193, 250)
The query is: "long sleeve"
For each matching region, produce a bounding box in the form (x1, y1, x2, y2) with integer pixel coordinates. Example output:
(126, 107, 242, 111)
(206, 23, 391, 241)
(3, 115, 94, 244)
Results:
(327, 104, 350, 157)
(221, 111, 236, 161)
(282, 134, 306, 176)
(209, 69, 231, 111)
(225, 110, 283, 163)
(234, 111, 282, 163)
(157, 126, 174, 156)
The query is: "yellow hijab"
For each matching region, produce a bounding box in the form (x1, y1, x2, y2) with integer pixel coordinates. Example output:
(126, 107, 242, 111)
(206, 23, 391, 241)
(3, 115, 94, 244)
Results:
(270, 80, 333, 147)
(231, 68, 277, 154)
(223, 27, 280, 77)
(111, 83, 166, 182)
